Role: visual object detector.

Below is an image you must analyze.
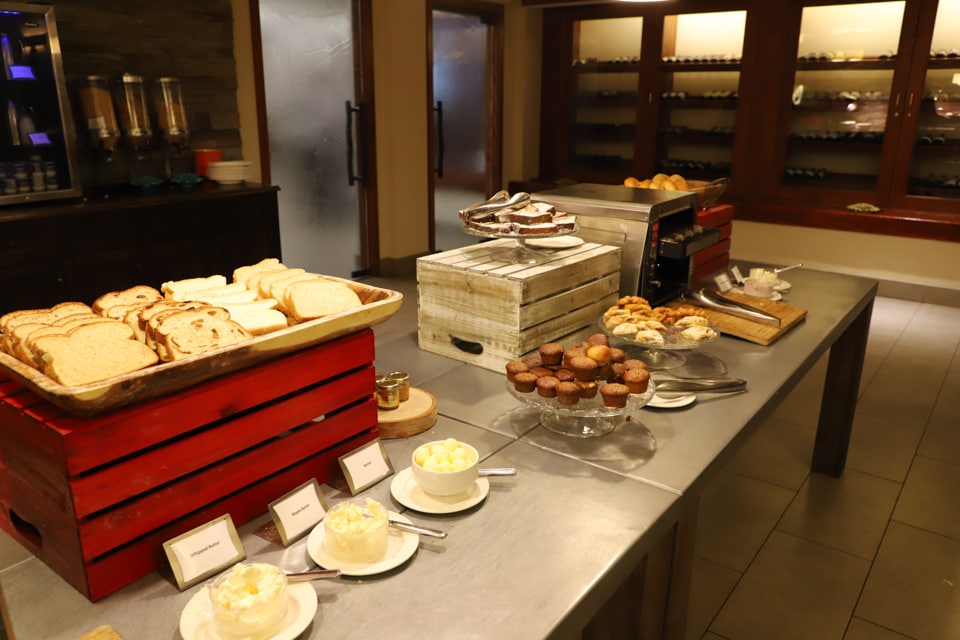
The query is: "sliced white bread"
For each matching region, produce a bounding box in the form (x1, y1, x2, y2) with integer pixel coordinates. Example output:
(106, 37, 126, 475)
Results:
(256, 268, 305, 299)
(219, 300, 289, 336)
(233, 258, 286, 286)
(92, 285, 163, 316)
(156, 308, 252, 361)
(283, 279, 363, 322)
(184, 288, 260, 304)
(5, 322, 47, 359)
(34, 321, 157, 386)
(161, 275, 228, 301)
(269, 272, 320, 304)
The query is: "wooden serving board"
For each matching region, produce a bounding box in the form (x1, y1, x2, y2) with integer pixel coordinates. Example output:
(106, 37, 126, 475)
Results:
(377, 387, 438, 438)
(668, 292, 807, 346)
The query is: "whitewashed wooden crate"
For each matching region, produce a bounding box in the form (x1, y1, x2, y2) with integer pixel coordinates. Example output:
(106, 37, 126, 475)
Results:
(417, 239, 622, 372)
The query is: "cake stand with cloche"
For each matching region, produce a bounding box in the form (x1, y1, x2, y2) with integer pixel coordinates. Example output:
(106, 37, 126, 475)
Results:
(459, 190, 579, 264)
(505, 338, 656, 438)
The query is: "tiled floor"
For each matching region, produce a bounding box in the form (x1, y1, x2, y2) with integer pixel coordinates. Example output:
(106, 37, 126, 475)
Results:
(686, 296, 960, 640)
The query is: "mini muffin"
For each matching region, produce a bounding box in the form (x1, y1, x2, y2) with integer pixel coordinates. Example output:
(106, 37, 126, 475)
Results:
(522, 356, 543, 369)
(623, 367, 650, 394)
(529, 366, 555, 378)
(586, 344, 612, 366)
(599, 382, 630, 408)
(609, 347, 626, 363)
(505, 360, 529, 382)
(556, 381, 582, 405)
(563, 347, 587, 368)
(536, 375, 559, 398)
(587, 333, 609, 347)
(569, 355, 599, 382)
(598, 363, 615, 381)
(577, 380, 599, 399)
(538, 342, 564, 366)
(623, 359, 647, 371)
(609, 362, 627, 382)
(555, 368, 576, 382)
(513, 372, 538, 393)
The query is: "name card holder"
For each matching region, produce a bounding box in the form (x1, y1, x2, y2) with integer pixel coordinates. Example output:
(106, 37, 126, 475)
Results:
(163, 515, 245, 590)
(338, 438, 393, 495)
(268, 478, 329, 546)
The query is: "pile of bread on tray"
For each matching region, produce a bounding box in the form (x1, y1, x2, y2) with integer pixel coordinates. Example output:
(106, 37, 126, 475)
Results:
(0, 258, 365, 387)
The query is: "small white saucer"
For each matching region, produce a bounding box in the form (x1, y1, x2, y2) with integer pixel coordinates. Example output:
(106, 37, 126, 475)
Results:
(390, 467, 490, 514)
(179, 581, 317, 640)
(646, 392, 697, 409)
(773, 280, 792, 292)
(306, 511, 419, 577)
(728, 287, 783, 302)
(525, 236, 585, 249)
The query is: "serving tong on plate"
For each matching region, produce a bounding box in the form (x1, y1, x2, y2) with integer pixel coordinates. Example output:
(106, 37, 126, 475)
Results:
(652, 376, 747, 394)
(459, 191, 531, 222)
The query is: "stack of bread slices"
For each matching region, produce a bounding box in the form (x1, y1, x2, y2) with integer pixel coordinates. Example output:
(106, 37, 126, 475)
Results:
(0, 258, 365, 387)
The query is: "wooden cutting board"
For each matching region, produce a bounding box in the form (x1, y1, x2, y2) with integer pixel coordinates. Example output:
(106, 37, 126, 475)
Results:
(377, 387, 438, 438)
(77, 626, 126, 640)
(668, 292, 807, 346)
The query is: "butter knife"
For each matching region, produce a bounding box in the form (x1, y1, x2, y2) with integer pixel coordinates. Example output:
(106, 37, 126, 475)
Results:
(389, 520, 448, 539)
(285, 568, 342, 582)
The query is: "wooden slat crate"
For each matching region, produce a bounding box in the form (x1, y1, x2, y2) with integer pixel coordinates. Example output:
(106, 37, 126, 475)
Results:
(417, 239, 622, 372)
(0, 329, 379, 601)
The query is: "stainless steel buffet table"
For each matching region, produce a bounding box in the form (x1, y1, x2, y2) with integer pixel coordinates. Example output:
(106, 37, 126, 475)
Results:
(0, 265, 876, 640)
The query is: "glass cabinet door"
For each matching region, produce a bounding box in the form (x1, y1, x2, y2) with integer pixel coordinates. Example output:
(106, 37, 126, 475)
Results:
(657, 10, 746, 181)
(785, 1, 905, 192)
(569, 16, 644, 176)
(904, 0, 960, 199)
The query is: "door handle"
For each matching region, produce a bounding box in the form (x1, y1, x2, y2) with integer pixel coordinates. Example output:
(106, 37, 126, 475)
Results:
(345, 100, 367, 186)
(434, 100, 444, 178)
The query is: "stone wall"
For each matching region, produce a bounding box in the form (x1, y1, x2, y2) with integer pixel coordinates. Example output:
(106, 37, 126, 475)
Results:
(51, 1, 240, 187)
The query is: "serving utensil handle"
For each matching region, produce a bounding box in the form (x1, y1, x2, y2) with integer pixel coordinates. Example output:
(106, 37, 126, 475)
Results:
(389, 520, 448, 539)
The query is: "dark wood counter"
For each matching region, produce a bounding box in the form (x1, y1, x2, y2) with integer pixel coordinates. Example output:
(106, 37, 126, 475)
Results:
(0, 183, 281, 314)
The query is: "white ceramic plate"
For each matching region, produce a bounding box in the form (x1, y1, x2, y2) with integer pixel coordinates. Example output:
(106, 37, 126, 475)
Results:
(179, 581, 317, 640)
(306, 512, 419, 576)
(773, 280, 792, 292)
(525, 236, 585, 249)
(390, 466, 490, 514)
(646, 392, 697, 409)
(728, 287, 783, 302)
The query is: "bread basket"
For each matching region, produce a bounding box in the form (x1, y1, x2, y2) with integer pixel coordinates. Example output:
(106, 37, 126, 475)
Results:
(684, 178, 728, 209)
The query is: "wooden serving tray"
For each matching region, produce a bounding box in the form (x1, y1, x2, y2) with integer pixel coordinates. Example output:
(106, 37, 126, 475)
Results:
(668, 291, 806, 345)
(0, 276, 403, 416)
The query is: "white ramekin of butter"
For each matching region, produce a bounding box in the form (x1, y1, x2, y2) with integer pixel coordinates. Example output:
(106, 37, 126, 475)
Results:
(411, 438, 479, 496)
(207, 562, 289, 640)
(322, 498, 390, 564)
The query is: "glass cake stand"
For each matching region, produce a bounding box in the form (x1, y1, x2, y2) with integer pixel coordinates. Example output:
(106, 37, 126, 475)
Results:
(462, 224, 579, 265)
(506, 378, 656, 438)
(600, 318, 720, 371)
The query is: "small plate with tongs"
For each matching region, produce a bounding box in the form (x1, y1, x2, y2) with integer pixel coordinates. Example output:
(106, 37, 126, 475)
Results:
(683, 289, 782, 328)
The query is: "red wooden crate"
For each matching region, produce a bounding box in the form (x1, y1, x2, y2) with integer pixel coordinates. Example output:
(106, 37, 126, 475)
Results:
(0, 329, 379, 600)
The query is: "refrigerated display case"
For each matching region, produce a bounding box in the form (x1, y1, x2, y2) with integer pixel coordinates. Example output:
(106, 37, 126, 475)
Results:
(0, 2, 80, 206)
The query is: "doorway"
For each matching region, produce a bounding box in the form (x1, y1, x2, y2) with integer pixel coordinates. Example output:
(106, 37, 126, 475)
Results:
(428, 1, 503, 253)
(255, 0, 378, 278)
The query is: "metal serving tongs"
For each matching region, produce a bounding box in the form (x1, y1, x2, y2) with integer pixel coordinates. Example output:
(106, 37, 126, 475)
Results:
(684, 288, 782, 328)
(458, 191, 531, 221)
(653, 377, 747, 394)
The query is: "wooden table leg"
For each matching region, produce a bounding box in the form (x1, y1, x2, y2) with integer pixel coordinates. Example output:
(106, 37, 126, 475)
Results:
(812, 298, 874, 477)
